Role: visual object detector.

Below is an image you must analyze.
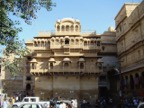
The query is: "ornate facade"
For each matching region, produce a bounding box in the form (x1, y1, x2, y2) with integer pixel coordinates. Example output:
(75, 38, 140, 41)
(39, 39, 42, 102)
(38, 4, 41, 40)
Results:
(25, 18, 116, 103)
(115, 2, 144, 97)
(0, 1, 143, 103)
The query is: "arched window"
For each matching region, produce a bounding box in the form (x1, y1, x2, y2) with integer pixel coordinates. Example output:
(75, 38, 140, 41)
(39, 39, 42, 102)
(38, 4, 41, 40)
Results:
(66, 25, 69, 31)
(50, 63, 53, 69)
(34, 42, 38, 47)
(57, 25, 60, 32)
(38, 41, 40, 47)
(135, 73, 140, 89)
(62, 25, 65, 31)
(84, 41, 87, 46)
(80, 63, 84, 69)
(75, 25, 78, 32)
(71, 39, 74, 45)
(41, 41, 44, 47)
(46, 41, 50, 47)
(64, 62, 69, 68)
(65, 39, 69, 44)
(32, 63, 36, 69)
(26, 83, 31, 91)
(91, 41, 94, 45)
(97, 41, 100, 46)
(71, 25, 74, 31)
(76, 39, 79, 45)
(124, 76, 129, 89)
(140, 72, 144, 88)
(56, 39, 59, 45)
(120, 76, 125, 90)
(130, 75, 134, 89)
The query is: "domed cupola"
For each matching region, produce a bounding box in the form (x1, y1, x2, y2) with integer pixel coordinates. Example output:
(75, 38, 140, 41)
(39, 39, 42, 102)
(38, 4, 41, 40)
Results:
(55, 18, 81, 35)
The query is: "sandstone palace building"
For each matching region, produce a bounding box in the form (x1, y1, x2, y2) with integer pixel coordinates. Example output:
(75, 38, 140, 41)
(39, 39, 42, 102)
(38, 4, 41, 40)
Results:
(0, 1, 144, 105)
(25, 18, 117, 103)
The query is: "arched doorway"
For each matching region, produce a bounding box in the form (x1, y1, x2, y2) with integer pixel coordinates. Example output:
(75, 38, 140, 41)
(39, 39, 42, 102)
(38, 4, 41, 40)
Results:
(130, 75, 134, 89)
(26, 83, 32, 96)
(26, 83, 31, 91)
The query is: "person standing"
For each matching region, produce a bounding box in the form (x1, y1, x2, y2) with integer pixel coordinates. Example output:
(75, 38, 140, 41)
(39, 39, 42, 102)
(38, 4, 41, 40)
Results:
(1, 98, 10, 108)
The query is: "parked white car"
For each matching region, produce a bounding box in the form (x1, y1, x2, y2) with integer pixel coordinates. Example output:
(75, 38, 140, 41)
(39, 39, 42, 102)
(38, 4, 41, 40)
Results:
(12, 102, 45, 108)
(12, 97, 50, 108)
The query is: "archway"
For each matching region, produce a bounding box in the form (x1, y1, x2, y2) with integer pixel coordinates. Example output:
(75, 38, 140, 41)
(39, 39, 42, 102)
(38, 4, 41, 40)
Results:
(26, 83, 31, 91)
(130, 75, 134, 89)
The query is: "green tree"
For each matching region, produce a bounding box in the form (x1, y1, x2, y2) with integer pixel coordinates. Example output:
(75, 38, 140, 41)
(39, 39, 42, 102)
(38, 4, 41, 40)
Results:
(0, 0, 55, 75)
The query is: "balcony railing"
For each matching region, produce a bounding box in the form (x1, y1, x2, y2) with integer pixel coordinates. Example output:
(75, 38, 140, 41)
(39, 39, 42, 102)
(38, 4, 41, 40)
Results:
(30, 68, 101, 74)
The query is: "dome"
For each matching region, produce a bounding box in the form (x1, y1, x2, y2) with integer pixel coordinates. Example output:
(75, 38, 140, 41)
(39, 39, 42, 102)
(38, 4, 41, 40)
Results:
(63, 58, 71, 62)
(60, 18, 80, 24)
(108, 26, 115, 31)
(61, 18, 75, 22)
(30, 58, 37, 62)
(49, 58, 55, 62)
(65, 36, 69, 38)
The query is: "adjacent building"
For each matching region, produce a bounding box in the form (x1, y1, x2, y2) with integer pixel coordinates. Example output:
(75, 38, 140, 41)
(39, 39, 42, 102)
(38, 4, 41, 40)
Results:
(115, 1, 144, 97)
(99, 28, 118, 97)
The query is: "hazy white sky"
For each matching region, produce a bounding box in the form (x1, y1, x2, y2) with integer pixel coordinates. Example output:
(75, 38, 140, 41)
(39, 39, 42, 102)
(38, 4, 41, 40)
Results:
(15, 0, 142, 42)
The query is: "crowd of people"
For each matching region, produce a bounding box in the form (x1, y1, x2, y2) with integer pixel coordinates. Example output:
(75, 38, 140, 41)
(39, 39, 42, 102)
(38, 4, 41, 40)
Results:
(0, 96, 16, 108)
(95, 96, 144, 108)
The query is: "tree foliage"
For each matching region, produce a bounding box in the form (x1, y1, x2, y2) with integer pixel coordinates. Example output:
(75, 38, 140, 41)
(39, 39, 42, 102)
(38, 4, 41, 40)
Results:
(0, 0, 55, 75)
(0, 0, 55, 49)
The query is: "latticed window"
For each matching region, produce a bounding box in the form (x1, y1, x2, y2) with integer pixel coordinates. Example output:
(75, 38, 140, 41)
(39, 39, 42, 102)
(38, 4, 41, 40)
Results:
(32, 63, 36, 69)
(80, 63, 84, 69)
